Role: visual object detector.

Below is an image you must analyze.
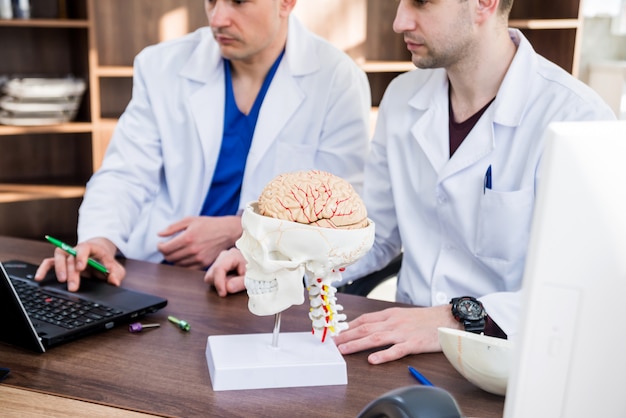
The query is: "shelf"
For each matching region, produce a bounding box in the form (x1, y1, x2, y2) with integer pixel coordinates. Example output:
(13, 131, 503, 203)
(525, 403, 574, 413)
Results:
(96, 62, 419, 77)
(509, 19, 580, 30)
(359, 61, 415, 73)
(96, 66, 134, 78)
(0, 19, 89, 28)
(369, 107, 378, 135)
(0, 122, 93, 136)
(99, 117, 119, 125)
(0, 184, 85, 203)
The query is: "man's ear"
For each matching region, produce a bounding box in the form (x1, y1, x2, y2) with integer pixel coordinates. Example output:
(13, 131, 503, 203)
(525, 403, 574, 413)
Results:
(475, 0, 499, 23)
(280, 0, 297, 17)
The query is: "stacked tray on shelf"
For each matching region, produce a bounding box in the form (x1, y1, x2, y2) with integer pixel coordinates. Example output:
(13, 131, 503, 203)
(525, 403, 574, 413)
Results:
(0, 77, 86, 126)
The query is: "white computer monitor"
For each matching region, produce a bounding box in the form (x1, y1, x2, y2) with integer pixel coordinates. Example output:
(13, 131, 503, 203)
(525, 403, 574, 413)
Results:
(504, 120, 626, 418)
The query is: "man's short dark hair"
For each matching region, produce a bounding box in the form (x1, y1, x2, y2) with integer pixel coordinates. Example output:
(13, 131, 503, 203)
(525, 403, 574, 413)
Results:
(499, 0, 514, 16)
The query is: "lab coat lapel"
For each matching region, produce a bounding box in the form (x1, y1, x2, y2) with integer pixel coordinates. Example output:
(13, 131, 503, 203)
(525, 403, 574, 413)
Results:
(243, 16, 311, 177)
(408, 69, 496, 182)
(244, 66, 304, 174)
(440, 112, 495, 181)
(410, 71, 450, 173)
(181, 31, 225, 192)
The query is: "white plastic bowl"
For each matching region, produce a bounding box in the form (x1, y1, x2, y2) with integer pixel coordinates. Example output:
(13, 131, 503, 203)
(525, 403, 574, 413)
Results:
(2, 77, 86, 99)
(438, 327, 512, 396)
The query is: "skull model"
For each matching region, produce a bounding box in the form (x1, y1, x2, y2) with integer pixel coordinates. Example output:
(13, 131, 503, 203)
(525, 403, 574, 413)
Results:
(237, 202, 375, 340)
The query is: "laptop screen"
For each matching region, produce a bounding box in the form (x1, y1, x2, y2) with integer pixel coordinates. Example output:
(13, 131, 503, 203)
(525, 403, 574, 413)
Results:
(0, 263, 45, 352)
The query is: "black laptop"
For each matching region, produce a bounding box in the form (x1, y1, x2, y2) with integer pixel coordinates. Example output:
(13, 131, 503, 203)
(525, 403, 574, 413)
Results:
(0, 260, 167, 353)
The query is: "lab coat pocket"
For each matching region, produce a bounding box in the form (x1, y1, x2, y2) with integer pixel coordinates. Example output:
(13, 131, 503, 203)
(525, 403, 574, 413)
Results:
(475, 187, 534, 263)
(276, 142, 316, 172)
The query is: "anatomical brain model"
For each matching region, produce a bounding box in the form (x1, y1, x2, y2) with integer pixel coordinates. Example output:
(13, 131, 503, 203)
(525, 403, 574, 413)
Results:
(236, 170, 375, 342)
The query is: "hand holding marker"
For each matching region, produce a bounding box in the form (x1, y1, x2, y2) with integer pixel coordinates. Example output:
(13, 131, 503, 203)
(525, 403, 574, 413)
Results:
(44, 235, 109, 275)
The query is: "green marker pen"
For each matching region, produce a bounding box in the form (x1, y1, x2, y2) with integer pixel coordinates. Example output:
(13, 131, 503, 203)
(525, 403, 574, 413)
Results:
(44, 235, 109, 275)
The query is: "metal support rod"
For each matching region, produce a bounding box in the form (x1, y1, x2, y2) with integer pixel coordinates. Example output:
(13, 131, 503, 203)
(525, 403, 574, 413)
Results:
(271, 312, 282, 348)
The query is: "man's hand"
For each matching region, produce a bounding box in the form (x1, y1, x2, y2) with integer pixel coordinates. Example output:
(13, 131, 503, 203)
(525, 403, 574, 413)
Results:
(204, 248, 247, 297)
(35, 237, 124, 292)
(157, 216, 242, 269)
(333, 304, 462, 364)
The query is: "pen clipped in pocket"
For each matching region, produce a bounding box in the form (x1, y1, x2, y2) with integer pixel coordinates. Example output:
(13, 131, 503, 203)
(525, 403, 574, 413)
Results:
(483, 165, 492, 193)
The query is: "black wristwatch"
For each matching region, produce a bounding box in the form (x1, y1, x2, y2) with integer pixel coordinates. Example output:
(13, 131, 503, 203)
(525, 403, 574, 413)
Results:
(450, 296, 486, 334)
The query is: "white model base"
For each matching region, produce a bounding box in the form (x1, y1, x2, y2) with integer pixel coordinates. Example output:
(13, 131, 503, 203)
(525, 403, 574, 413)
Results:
(206, 332, 347, 391)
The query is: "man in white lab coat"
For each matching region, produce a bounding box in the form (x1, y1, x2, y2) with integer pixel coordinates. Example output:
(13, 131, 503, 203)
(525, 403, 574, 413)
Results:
(205, 0, 615, 362)
(35, 0, 370, 291)
(332, 0, 615, 364)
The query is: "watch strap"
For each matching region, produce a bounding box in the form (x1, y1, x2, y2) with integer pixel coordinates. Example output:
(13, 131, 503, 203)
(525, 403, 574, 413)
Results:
(463, 317, 486, 333)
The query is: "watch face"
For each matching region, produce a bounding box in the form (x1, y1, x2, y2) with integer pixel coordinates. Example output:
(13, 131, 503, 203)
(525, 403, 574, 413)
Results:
(457, 299, 484, 321)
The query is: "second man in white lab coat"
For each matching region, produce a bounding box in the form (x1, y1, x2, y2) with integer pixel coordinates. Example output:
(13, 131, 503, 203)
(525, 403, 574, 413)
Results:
(36, 0, 371, 291)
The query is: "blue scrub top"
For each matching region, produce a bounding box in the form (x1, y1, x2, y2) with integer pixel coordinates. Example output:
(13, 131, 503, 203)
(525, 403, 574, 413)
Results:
(200, 50, 285, 217)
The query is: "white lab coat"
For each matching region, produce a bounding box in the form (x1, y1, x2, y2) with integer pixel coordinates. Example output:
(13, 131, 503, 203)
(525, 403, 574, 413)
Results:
(78, 17, 371, 262)
(343, 30, 615, 338)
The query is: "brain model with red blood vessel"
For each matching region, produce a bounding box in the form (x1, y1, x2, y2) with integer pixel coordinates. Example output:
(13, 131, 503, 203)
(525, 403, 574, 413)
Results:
(257, 170, 368, 230)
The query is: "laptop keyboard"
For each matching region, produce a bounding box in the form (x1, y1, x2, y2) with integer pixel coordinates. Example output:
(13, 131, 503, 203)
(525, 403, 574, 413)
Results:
(10, 278, 122, 329)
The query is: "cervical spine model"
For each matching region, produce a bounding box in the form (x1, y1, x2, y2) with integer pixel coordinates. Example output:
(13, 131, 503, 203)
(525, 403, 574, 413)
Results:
(237, 170, 374, 342)
(308, 272, 348, 342)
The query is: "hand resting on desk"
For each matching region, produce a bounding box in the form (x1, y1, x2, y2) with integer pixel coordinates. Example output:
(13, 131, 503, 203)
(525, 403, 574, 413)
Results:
(157, 215, 242, 269)
(204, 247, 247, 297)
(333, 304, 462, 365)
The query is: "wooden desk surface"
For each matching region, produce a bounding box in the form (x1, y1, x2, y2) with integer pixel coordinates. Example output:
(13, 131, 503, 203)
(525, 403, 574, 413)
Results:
(0, 385, 159, 417)
(0, 236, 504, 417)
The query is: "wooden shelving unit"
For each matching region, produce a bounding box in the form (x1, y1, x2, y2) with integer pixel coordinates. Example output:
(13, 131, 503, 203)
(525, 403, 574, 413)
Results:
(0, 0, 208, 240)
(0, 0, 91, 241)
(509, 1, 584, 77)
(0, 0, 584, 242)
(87, 0, 208, 166)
